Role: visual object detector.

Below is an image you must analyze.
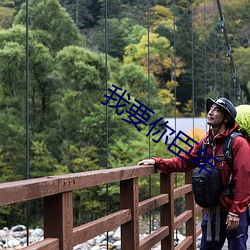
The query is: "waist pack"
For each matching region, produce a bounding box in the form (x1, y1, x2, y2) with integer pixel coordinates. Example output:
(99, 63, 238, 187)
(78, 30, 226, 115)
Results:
(192, 165, 221, 208)
(192, 133, 238, 242)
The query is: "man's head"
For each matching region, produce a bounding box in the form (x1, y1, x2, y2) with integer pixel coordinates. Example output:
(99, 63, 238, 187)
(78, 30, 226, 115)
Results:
(206, 97, 237, 129)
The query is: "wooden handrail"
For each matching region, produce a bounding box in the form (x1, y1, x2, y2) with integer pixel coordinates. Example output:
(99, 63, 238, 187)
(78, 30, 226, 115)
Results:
(0, 165, 203, 250)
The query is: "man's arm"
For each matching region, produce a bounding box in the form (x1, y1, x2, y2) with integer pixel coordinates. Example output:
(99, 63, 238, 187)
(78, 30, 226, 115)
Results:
(137, 139, 203, 174)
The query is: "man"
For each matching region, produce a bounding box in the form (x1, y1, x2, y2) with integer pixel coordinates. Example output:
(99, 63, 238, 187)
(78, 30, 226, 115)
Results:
(138, 97, 250, 250)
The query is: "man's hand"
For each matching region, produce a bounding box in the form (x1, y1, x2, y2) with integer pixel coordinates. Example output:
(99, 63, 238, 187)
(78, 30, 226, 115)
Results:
(226, 213, 240, 230)
(137, 159, 155, 166)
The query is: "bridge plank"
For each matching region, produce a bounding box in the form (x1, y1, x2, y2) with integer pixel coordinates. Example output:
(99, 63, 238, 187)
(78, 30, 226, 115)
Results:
(22, 238, 59, 250)
(174, 210, 192, 229)
(0, 166, 156, 206)
(139, 194, 169, 215)
(73, 209, 131, 245)
(0, 177, 59, 206)
(57, 165, 156, 192)
(175, 236, 193, 250)
(140, 226, 169, 250)
(174, 184, 192, 199)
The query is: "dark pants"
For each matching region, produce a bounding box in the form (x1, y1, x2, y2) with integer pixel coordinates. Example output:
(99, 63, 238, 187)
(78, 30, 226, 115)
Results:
(200, 211, 249, 250)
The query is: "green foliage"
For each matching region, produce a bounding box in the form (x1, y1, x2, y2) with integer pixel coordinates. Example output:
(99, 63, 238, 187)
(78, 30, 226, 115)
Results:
(0, 112, 26, 180)
(234, 46, 250, 101)
(0, 40, 26, 103)
(61, 0, 101, 28)
(30, 141, 56, 177)
(0, 0, 249, 229)
(14, 0, 84, 52)
(117, 62, 164, 115)
(86, 17, 138, 60)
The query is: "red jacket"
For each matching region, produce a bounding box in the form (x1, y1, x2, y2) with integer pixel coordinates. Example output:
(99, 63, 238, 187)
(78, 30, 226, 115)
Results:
(154, 124, 250, 216)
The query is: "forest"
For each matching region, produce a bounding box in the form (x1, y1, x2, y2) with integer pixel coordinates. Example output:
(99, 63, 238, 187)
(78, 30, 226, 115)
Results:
(0, 0, 249, 228)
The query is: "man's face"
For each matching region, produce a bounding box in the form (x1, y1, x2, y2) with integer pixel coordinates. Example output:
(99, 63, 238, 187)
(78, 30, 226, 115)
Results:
(207, 104, 226, 127)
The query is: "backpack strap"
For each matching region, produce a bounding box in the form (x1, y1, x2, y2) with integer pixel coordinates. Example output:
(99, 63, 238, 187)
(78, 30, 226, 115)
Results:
(200, 142, 221, 242)
(200, 141, 207, 164)
(223, 132, 242, 169)
(223, 132, 243, 200)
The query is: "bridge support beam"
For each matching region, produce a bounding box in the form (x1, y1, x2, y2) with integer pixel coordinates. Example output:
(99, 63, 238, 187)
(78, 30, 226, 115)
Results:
(185, 171, 196, 250)
(44, 192, 73, 250)
(120, 178, 139, 250)
(161, 172, 174, 250)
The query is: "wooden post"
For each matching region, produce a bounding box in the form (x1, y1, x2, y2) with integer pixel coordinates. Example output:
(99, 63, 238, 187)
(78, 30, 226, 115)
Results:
(185, 171, 196, 250)
(44, 192, 73, 250)
(161, 173, 174, 250)
(120, 178, 139, 250)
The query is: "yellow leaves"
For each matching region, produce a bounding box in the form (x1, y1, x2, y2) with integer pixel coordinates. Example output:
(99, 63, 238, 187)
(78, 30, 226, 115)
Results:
(152, 5, 173, 19)
(158, 87, 181, 117)
(158, 88, 174, 105)
(182, 99, 193, 115)
(149, 5, 174, 32)
(188, 128, 206, 141)
(124, 33, 174, 75)
(0, 7, 15, 29)
(124, 32, 186, 85)
(200, 112, 207, 118)
(174, 56, 186, 77)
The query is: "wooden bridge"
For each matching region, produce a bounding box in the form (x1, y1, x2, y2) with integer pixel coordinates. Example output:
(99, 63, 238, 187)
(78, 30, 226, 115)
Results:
(0, 164, 205, 250)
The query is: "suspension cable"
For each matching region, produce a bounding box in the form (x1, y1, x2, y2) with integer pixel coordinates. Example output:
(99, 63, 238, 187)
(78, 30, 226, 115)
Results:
(147, 0, 152, 234)
(25, 0, 30, 245)
(203, 0, 207, 98)
(104, 0, 109, 248)
(173, 0, 177, 135)
(219, 36, 225, 96)
(213, 0, 217, 95)
(172, 0, 179, 245)
(191, 0, 195, 135)
(216, 0, 242, 104)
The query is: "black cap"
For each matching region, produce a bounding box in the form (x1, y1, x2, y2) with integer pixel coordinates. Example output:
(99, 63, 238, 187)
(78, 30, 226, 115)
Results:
(206, 97, 237, 119)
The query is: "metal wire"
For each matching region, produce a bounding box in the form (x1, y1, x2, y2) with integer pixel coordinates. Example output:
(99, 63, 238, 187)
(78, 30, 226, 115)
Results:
(215, 0, 242, 103)
(147, 0, 152, 234)
(25, 0, 30, 245)
(204, 0, 207, 98)
(104, 0, 109, 248)
(213, 0, 217, 95)
(191, 0, 195, 135)
(173, 0, 179, 245)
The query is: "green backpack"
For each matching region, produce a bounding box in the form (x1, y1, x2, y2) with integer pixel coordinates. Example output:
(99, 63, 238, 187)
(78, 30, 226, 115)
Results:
(235, 105, 250, 141)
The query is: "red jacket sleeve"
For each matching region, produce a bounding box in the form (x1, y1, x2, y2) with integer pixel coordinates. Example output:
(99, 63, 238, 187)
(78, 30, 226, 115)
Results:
(153, 140, 203, 174)
(229, 136, 250, 215)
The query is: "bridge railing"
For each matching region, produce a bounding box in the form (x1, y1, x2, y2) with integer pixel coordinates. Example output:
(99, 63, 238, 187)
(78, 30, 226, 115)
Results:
(0, 165, 203, 250)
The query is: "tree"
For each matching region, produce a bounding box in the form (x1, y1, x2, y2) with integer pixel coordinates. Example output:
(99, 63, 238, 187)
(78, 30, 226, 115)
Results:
(0, 25, 56, 132)
(86, 17, 139, 60)
(148, 5, 174, 33)
(116, 62, 164, 114)
(14, 0, 84, 52)
(61, 0, 101, 29)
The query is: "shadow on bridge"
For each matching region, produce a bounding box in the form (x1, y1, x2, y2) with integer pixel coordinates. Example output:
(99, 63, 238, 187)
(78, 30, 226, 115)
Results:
(0, 165, 204, 250)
